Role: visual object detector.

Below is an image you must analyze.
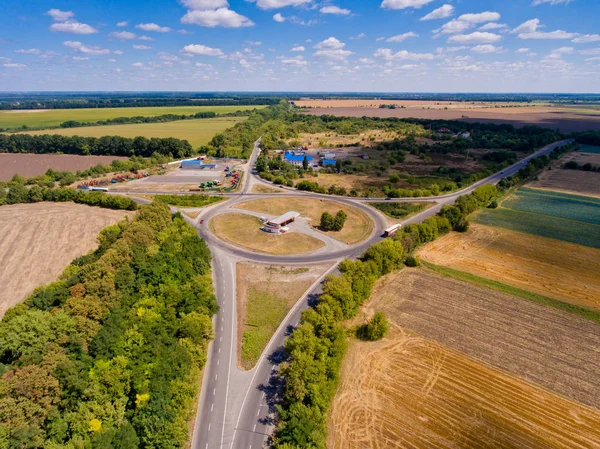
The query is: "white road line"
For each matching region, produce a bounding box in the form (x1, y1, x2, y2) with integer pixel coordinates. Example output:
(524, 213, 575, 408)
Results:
(217, 359, 220, 366)
(219, 348, 221, 354)
(253, 424, 257, 432)
(215, 374, 218, 380)
(220, 337, 222, 342)
(257, 409, 260, 416)
(208, 423, 211, 431)
(213, 388, 216, 396)
(211, 403, 214, 412)
(220, 261, 236, 449)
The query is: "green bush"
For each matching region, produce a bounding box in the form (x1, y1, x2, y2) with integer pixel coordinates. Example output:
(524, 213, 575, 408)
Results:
(404, 255, 419, 267)
(363, 312, 389, 341)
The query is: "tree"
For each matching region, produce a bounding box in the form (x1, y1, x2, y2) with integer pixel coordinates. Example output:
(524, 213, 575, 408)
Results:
(332, 210, 347, 231)
(389, 174, 400, 184)
(320, 212, 334, 231)
(302, 156, 309, 170)
(361, 312, 388, 341)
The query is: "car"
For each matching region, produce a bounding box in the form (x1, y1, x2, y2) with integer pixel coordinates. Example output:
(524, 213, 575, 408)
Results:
(385, 197, 392, 200)
(200, 219, 204, 224)
(500, 170, 504, 174)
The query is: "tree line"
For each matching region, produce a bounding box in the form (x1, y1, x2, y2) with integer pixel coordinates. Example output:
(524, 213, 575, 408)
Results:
(0, 202, 217, 448)
(0, 134, 194, 158)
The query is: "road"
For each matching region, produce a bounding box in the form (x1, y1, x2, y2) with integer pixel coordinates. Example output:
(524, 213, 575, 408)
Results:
(185, 138, 573, 449)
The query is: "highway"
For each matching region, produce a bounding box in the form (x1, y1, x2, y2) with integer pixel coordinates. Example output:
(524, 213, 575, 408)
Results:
(185, 138, 572, 449)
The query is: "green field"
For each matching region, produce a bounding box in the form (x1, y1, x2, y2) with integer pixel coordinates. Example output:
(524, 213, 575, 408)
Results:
(501, 187, 600, 225)
(474, 187, 600, 249)
(578, 144, 600, 154)
(370, 202, 427, 219)
(18, 117, 247, 148)
(155, 194, 223, 207)
(0, 105, 263, 130)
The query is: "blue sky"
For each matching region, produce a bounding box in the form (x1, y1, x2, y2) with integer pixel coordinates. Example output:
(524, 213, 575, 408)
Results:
(0, 0, 599, 92)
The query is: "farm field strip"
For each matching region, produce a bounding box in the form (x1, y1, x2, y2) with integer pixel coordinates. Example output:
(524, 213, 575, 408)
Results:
(0, 203, 134, 317)
(578, 144, 600, 154)
(0, 105, 263, 130)
(328, 327, 600, 449)
(364, 269, 600, 408)
(501, 187, 600, 225)
(474, 208, 600, 248)
(416, 223, 600, 310)
(16, 117, 247, 147)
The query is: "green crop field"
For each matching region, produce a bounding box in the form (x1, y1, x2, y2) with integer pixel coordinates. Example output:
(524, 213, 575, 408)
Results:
(501, 187, 600, 225)
(578, 144, 600, 154)
(18, 117, 247, 147)
(0, 105, 263, 130)
(474, 187, 600, 249)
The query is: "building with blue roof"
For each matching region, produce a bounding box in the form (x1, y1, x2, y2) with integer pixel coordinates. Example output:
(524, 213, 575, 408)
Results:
(284, 151, 313, 166)
(321, 159, 336, 166)
(181, 160, 216, 169)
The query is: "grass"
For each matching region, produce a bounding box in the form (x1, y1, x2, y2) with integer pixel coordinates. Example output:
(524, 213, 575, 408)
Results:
(422, 261, 600, 324)
(369, 202, 427, 219)
(210, 213, 325, 255)
(251, 184, 283, 194)
(154, 194, 223, 207)
(17, 117, 247, 148)
(578, 144, 600, 154)
(235, 197, 374, 245)
(0, 105, 264, 130)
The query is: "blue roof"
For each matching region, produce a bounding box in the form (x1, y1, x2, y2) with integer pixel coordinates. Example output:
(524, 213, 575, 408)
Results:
(181, 160, 202, 165)
(322, 159, 336, 165)
(284, 152, 313, 162)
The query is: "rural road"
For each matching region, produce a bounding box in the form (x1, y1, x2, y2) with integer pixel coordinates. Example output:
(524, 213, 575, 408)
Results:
(180, 138, 573, 449)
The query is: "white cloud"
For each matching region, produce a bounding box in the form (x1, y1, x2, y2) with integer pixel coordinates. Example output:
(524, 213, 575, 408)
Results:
(15, 49, 41, 55)
(580, 47, 600, 55)
(181, 44, 224, 56)
(519, 30, 578, 40)
(132, 62, 144, 67)
(139, 35, 154, 41)
(133, 44, 152, 50)
(291, 45, 305, 52)
(63, 41, 110, 55)
(386, 32, 418, 43)
(113, 50, 124, 55)
(420, 4, 454, 21)
(46, 9, 74, 21)
(180, 0, 229, 7)
(585, 57, 600, 61)
(246, 40, 262, 46)
(136, 23, 172, 32)
(110, 31, 137, 40)
(532, 0, 572, 5)
(178, 29, 194, 34)
(320, 6, 351, 15)
(512, 18, 540, 34)
(374, 48, 435, 60)
(50, 21, 98, 34)
(314, 37, 345, 50)
(350, 33, 365, 40)
(181, 9, 254, 27)
(108, 58, 117, 62)
(448, 32, 502, 44)
(572, 34, 600, 44)
(381, 0, 434, 10)
(479, 22, 507, 31)
(546, 46, 574, 58)
(516, 47, 530, 53)
(458, 12, 501, 24)
(72, 56, 89, 60)
(117, 21, 129, 27)
(281, 56, 308, 66)
(250, 0, 312, 9)
(471, 44, 504, 53)
(437, 19, 472, 35)
(273, 13, 285, 22)
(3, 63, 27, 69)
(313, 49, 353, 61)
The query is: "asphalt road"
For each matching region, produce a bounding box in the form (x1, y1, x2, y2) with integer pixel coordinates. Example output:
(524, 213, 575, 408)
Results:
(186, 138, 573, 449)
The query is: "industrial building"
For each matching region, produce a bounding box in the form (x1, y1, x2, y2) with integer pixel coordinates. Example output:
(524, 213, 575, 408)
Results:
(181, 160, 216, 169)
(321, 159, 336, 166)
(284, 152, 313, 167)
(261, 211, 300, 234)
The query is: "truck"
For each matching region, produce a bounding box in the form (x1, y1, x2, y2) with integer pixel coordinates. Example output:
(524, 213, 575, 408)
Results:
(384, 224, 401, 237)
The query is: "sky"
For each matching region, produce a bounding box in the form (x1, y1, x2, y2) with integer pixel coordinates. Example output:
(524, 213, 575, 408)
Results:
(0, 0, 599, 92)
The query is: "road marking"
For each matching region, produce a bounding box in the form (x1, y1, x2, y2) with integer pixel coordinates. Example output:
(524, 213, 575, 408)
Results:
(219, 348, 221, 354)
(208, 423, 211, 431)
(220, 337, 222, 342)
(221, 326, 223, 331)
(217, 359, 220, 366)
(220, 261, 236, 449)
(261, 392, 265, 400)
(215, 374, 218, 380)
(257, 409, 260, 416)
(211, 403, 214, 412)
(213, 388, 216, 396)
(253, 424, 257, 432)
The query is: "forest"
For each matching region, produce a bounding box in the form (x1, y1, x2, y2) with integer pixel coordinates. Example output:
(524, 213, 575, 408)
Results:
(0, 134, 194, 158)
(0, 202, 217, 449)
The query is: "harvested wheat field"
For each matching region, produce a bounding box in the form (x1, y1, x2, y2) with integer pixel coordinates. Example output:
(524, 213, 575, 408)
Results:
(0, 203, 133, 317)
(362, 268, 600, 408)
(236, 262, 333, 369)
(417, 224, 600, 310)
(328, 326, 600, 449)
(530, 152, 600, 198)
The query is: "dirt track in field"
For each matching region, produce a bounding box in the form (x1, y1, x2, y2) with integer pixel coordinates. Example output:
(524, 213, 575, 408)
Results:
(0, 203, 133, 317)
(417, 224, 600, 310)
(0, 153, 128, 181)
(299, 104, 600, 132)
(328, 326, 600, 449)
(362, 269, 600, 408)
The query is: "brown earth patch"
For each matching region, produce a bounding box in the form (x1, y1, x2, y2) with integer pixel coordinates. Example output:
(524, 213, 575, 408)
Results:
(0, 153, 128, 181)
(328, 324, 600, 449)
(416, 224, 600, 310)
(0, 203, 134, 317)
